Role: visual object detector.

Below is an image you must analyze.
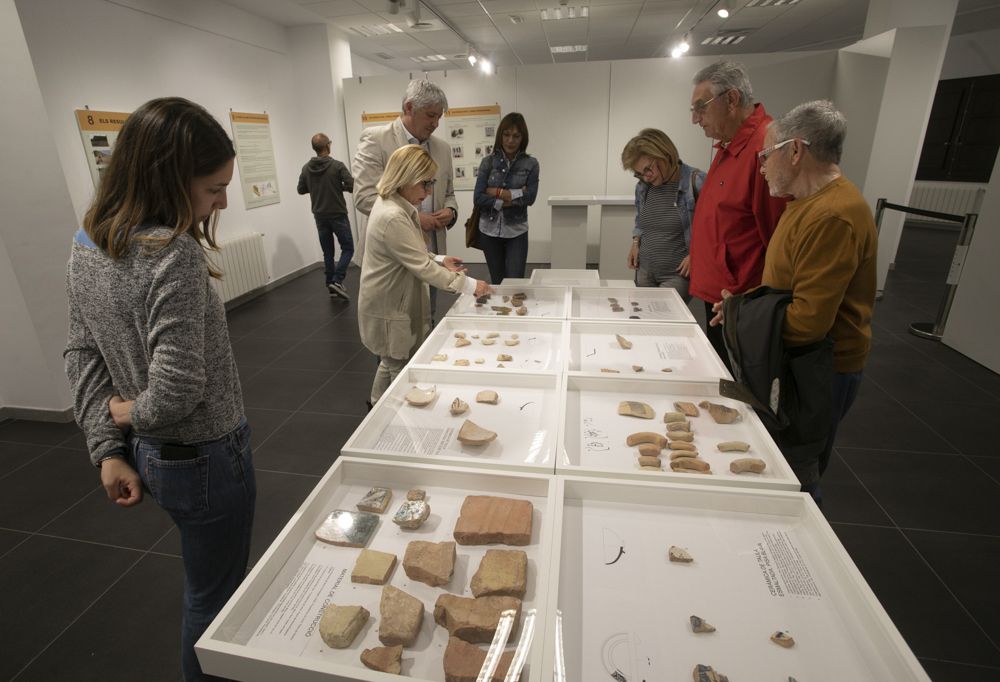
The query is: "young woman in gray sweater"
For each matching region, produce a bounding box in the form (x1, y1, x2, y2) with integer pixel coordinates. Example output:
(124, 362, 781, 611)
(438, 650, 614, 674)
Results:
(64, 97, 255, 682)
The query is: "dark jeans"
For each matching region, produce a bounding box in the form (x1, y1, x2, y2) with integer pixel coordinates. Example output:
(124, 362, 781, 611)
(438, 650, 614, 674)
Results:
(130, 419, 256, 681)
(703, 300, 733, 373)
(801, 371, 864, 505)
(314, 213, 354, 285)
(480, 231, 528, 284)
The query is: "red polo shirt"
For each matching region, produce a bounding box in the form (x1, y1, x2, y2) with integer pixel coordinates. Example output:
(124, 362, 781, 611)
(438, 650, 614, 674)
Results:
(689, 103, 787, 303)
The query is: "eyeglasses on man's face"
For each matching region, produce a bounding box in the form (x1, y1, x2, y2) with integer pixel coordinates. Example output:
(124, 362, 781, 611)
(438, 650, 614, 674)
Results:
(689, 89, 729, 116)
(421, 179, 437, 191)
(632, 161, 655, 180)
(757, 138, 810, 164)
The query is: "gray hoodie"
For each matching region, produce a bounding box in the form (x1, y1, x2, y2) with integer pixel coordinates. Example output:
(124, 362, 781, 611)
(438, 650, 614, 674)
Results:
(297, 156, 354, 215)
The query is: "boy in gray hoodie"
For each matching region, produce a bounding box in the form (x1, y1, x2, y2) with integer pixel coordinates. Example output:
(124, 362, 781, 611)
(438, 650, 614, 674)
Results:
(297, 133, 355, 298)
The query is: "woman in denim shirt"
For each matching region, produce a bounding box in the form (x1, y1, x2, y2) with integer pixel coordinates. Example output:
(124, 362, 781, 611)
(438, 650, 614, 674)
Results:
(622, 128, 704, 301)
(473, 113, 540, 283)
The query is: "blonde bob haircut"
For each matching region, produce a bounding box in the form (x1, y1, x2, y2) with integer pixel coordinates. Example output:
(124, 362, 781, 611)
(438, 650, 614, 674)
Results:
(621, 128, 681, 180)
(377, 144, 438, 198)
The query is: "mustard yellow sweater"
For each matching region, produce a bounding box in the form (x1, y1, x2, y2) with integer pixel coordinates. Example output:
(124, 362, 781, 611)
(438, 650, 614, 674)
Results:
(762, 176, 877, 373)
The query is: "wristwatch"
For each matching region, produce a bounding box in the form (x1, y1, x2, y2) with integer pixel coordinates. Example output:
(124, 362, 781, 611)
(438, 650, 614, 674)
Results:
(447, 207, 458, 227)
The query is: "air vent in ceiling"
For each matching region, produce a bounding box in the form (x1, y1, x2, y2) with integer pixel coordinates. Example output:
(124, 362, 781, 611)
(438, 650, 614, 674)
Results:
(551, 44, 588, 53)
(701, 31, 748, 46)
(411, 54, 449, 62)
(746, 0, 801, 6)
(351, 23, 404, 37)
(509, 14, 524, 24)
(376, 52, 395, 60)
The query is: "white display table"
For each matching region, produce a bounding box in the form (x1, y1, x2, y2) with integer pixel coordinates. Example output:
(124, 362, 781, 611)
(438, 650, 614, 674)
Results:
(547, 195, 633, 274)
(548, 476, 930, 681)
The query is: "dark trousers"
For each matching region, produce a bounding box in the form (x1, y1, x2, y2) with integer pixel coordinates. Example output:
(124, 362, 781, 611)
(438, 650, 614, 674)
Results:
(480, 231, 528, 284)
(703, 300, 733, 373)
(314, 213, 354, 285)
(801, 371, 864, 505)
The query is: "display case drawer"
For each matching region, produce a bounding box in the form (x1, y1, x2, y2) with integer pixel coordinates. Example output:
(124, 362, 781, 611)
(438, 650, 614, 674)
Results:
(198, 458, 556, 681)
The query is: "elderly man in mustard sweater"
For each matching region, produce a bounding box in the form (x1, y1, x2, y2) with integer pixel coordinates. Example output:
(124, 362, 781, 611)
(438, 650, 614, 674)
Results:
(714, 99, 877, 502)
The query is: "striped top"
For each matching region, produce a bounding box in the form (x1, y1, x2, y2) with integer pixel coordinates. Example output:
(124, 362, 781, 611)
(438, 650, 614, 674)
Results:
(637, 179, 687, 275)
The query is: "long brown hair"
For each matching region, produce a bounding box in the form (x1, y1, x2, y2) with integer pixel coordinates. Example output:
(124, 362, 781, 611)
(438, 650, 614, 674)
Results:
(82, 97, 235, 277)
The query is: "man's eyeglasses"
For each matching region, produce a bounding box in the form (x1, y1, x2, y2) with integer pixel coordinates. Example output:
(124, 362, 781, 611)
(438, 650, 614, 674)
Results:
(632, 162, 655, 180)
(421, 179, 437, 191)
(757, 138, 810, 163)
(689, 90, 727, 115)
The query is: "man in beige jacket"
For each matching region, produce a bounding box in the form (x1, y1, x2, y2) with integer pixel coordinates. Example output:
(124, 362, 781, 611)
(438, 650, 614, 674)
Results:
(354, 80, 458, 317)
(353, 80, 458, 248)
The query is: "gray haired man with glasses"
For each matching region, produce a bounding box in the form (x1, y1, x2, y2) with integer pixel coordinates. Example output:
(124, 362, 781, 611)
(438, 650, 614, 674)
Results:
(712, 100, 877, 504)
(688, 61, 787, 370)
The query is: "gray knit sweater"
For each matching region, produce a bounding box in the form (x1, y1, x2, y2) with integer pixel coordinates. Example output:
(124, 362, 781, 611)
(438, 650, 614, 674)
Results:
(65, 227, 243, 466)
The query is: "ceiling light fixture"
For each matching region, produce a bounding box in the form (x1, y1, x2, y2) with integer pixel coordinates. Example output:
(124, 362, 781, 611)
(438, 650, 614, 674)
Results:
(716, 0, 730, 18)
(680, 32, 690, 52)
(479, 59, 494, 74)
(468, 53, 477, 65)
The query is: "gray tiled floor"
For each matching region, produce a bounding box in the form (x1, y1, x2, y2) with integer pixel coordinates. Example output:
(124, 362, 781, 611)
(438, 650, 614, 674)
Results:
(0, 224, 998, 680)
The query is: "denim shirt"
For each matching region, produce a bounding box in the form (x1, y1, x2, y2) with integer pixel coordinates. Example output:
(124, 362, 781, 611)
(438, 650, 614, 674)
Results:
(474, 151, 540, 238)
(633, 162, 705, 247)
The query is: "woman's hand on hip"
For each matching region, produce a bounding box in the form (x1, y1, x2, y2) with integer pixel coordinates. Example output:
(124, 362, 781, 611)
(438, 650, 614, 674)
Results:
(109, 396, 134, 430)
(100, 457, 143, 507)
(676, 255, 691, 278)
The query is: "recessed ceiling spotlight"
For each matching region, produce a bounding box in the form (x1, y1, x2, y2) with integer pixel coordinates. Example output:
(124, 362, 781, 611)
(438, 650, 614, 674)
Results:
(479, 59, 494, 74)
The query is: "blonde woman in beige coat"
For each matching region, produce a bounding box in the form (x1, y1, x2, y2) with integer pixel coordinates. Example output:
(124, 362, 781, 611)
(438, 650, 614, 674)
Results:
(359, 145, 492, 404)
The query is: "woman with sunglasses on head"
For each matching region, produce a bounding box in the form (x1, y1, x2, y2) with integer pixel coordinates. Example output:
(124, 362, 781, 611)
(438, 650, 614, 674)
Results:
(359, 145, 492, 405)
(621, 128, 705, 301)
(65, 97, 255, 681)
(473, 112, 540, 283)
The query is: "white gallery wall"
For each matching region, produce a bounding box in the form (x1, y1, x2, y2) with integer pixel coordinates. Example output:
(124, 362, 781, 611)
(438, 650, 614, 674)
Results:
(343, 50, 845, 266)
(4, 0, 354, 415)
(15, 0, 349, 286)
(0, 0, 77, 415)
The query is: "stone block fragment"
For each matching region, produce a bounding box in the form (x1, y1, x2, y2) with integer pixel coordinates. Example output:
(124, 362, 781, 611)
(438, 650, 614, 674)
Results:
(378, 585, 423, 647)
(360, 645, 403, 674)
(433, 594, 522, 643)
(470, 549, 528, 598)
(443, 636, 514, 682)
(453, 495, 533, 546)
(351, 549, 397, 585)
(403, 540, 456, 587)
(319, 604, 369, 649)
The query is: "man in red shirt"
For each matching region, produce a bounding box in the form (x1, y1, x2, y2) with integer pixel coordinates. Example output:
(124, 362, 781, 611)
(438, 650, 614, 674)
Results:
(689, 61, 787, 368)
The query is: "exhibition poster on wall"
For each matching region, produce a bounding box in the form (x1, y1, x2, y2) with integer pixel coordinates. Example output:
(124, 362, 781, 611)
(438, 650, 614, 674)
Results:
(445, 105, 501, 191)
(230, 111, 280, 209)
(361, 111, 398, 129)
(75, 109, 129, 188)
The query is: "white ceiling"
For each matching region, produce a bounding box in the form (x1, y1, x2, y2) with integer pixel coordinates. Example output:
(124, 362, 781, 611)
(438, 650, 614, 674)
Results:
(222, 0, 1000, 72)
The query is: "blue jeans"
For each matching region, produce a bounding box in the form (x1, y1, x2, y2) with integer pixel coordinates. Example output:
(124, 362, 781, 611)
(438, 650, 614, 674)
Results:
(314, 213, 354, 285)
(479, 231, 528, 284)
(801, 371, 863, 506)
(130, 418, 256, 681)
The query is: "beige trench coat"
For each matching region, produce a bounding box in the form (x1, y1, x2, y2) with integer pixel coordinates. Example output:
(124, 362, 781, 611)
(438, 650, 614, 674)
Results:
(358, 193, 468, 360)
(352, 117, 458, 253)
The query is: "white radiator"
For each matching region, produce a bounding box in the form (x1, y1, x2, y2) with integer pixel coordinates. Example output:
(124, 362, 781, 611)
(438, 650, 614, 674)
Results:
(908, 182, 986, 224)
(210, 232, 269, 303)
